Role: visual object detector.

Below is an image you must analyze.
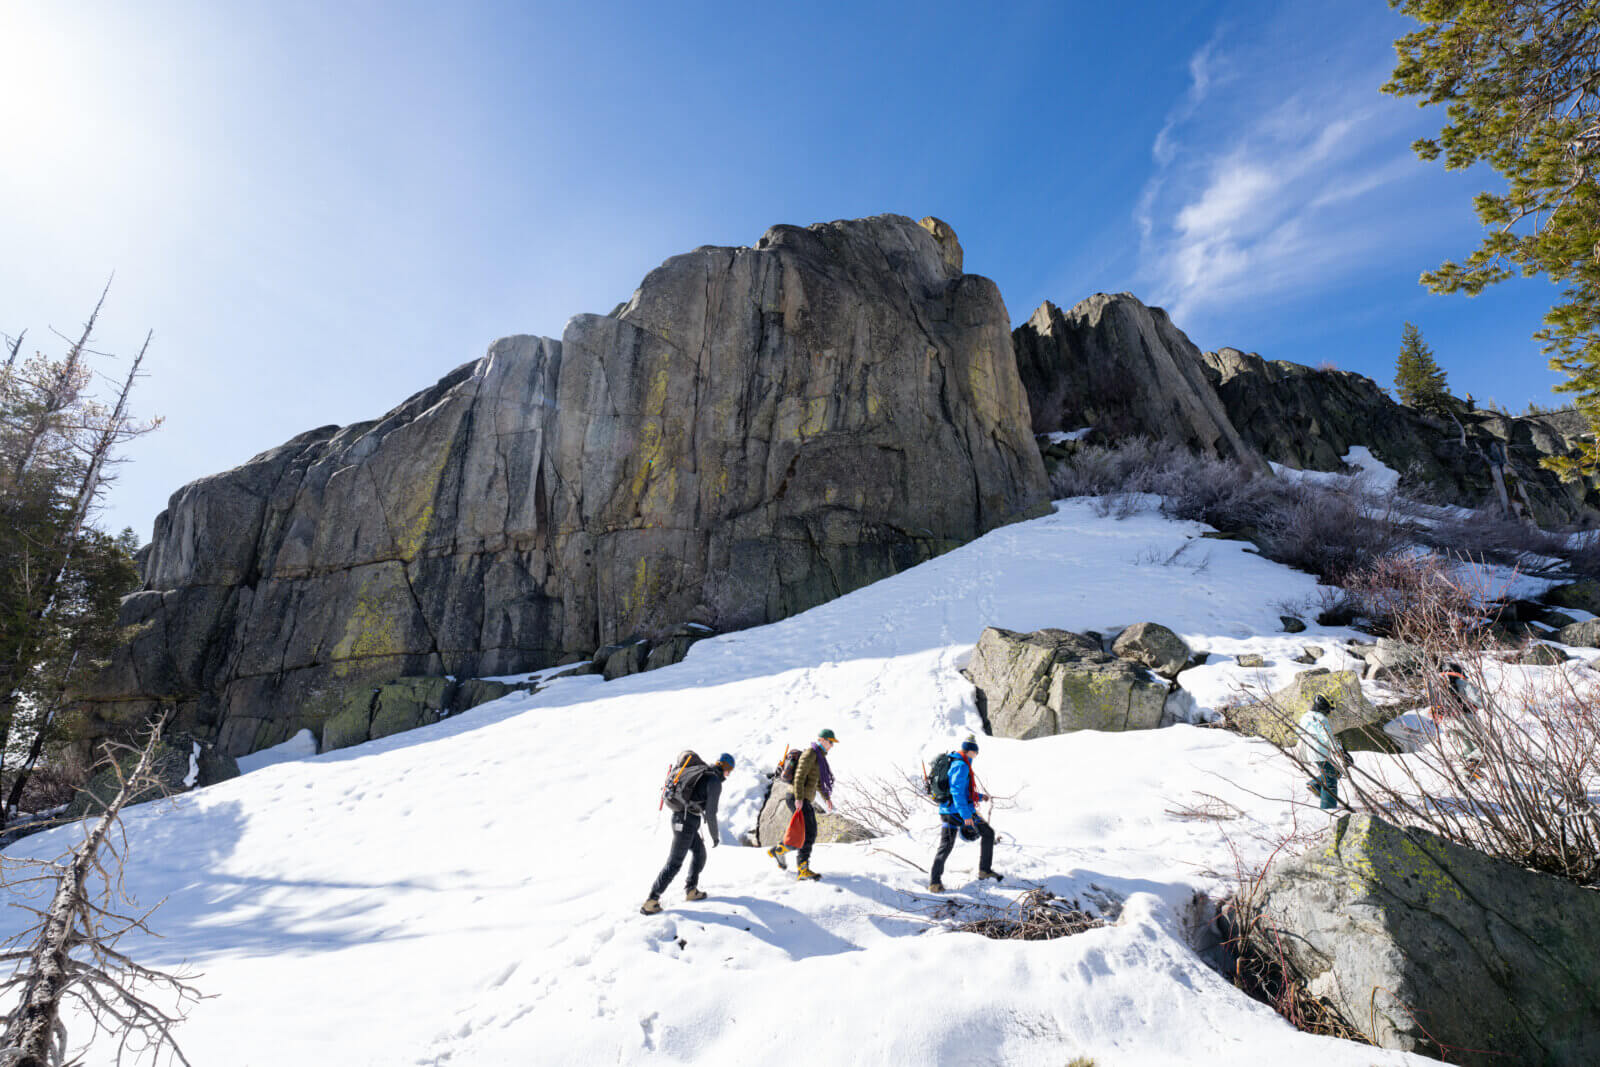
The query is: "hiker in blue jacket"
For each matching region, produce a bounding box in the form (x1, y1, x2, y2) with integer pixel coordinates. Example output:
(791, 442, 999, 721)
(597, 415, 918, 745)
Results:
(929, 738, 1002, 892)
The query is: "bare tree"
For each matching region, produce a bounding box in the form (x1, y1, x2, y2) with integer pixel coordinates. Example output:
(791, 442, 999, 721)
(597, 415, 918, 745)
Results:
(0, 290, 158, 831)
(0, 712, 203, 1066)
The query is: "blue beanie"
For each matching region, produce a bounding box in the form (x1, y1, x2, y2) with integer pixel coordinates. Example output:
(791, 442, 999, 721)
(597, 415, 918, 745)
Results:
(961, 738, 979, 754)
(717, 752, 735, 770)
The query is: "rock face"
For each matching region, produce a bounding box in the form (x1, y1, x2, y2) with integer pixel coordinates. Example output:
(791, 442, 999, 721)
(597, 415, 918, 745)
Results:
(320, 675, 524, 752)
(1203, 347, 1599, 525)
(967, 627, 1169, 739)
(1253, 814, 1600, 1064)
(1010, 290, 1599, 524)
(1012, 295, 1263, 468)
(84, 215, 1051, 757)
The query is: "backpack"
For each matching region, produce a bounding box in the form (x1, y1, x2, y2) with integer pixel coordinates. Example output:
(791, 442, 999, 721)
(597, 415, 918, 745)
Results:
(773, 746, 802, 784)
(924, 752, 956, 805)
(662, 750, 709, 812)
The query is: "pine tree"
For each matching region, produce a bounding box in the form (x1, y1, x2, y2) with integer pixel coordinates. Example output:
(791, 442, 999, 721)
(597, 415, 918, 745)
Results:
(1384, 1, 1600, 474)
(1394, 322, 1451, 414)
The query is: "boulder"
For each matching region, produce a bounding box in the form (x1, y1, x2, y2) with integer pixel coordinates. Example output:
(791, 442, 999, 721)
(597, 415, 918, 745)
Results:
(601, 640, 650, 680)
(1252, 814, 1600, 1064)
(66, 734, 239, 820)
(320, 675, 524, 752)
(1517, 643, 1570, 666)
(1235, 654, 1267, 669)
(83, 214, 1052, 759)
(968, 627, 1168, 740)
(644, 623, 714, 672)
(754, 785, 874, 848)
(1227, 669, 1383, 748)
(1543, 579, 1600, 616)
(1279, 615, 1306, 633)
(1110, 622, 1191, 679)
(1362, 637, 1422, 680)
(1557, 619, 1600, 648)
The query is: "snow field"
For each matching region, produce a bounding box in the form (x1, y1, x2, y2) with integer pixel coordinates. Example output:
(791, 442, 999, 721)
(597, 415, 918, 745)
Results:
(1, 500, 1441, 1065)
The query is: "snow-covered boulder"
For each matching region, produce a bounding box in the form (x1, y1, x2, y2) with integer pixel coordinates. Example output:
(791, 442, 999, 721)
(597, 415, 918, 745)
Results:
(1557, 619, 1600, 648)
(968, 627, 1168, 739)
(1252, 814, 1600, 1064)
(1111, 621, 1191, 679)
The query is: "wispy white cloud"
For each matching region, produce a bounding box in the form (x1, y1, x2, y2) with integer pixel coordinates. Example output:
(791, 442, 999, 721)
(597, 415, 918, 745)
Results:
(1135, 23, 1434, 327)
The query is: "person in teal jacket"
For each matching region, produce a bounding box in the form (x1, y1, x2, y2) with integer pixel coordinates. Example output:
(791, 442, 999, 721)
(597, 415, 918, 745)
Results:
(929, 738, 1002, 892)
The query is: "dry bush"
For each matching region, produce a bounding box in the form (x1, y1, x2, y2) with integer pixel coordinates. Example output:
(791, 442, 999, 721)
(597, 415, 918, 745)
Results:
(1050, 439, 1408, 582)
(1421, 509, 1571, 575)
(896, 886, 1109, 942)
(1257, 557, 1600, 886)
(832, 770, 934, 837)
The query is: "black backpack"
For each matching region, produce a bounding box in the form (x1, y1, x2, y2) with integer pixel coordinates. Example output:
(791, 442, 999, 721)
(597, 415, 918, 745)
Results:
(773, 746, 801, 784)
(924, 752, 956, 805)
(662, 750, 709, 812)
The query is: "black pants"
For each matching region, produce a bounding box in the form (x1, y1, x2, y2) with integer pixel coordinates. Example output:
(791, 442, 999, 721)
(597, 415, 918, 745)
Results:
(649, 811, 706, 898)
(795, 799, 819, 864)
(930, 813, 994, 883)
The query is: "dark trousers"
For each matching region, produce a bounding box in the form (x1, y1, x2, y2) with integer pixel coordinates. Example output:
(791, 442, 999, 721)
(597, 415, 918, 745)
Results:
(930, 813, 995, 883)
(649, 811, 706, 898)
(795, 799, 819, 864)
(1310, 760, 1340, 810)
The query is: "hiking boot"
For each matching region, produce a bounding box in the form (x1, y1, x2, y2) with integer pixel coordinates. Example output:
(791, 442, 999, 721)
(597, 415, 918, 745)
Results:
(977, 869, 1003, 883)
(639, 897, 662, 915)
(796, 862, 822, 881)
(928, 881, 946, 893)
(766, 845, 789, 870)
(684, 887, 707, 902)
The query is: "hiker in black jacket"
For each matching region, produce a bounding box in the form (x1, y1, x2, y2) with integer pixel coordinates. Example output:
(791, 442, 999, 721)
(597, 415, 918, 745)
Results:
(642, 753, 734, 915)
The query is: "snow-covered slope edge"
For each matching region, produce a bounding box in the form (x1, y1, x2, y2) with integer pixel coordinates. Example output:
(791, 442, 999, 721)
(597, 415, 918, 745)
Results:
(1, 501, 1434, 1066)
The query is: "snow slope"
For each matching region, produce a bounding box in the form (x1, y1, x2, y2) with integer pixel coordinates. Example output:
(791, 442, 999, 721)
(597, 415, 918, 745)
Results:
(1, 501, 1438, 1066)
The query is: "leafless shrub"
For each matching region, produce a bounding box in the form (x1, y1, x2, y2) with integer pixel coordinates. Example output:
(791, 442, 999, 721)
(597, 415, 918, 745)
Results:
(1049, 439, 1409, 582)
(832, 770, 934, 837)
(0, 712, 205, 1066)
(1252, 558, 1600, 887)
(895, 885, 1110, 942)
(1164, 793, 1245, 822)
(1133, 540, 1211, 572)
(1421, 509, 1570, 575)
(954, 889, 1107, 941)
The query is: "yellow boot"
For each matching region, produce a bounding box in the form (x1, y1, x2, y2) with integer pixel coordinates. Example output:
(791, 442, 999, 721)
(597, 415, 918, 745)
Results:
(766, 844, 788, 871)
(796, 861, 822, 881)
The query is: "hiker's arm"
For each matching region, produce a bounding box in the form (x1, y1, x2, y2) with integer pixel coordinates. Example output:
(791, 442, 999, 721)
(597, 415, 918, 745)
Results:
(703, 777, 721, 846)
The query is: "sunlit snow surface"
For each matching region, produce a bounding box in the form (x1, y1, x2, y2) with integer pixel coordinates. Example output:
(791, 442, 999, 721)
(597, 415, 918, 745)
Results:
(2, 500, 1447, 1065)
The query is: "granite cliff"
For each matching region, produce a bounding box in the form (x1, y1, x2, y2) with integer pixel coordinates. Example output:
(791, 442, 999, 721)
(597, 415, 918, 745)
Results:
(85, 215, 1050, 756)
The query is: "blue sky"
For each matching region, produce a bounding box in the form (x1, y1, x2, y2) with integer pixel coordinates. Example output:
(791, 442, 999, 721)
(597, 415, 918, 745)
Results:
(1, 0, 1570, 539)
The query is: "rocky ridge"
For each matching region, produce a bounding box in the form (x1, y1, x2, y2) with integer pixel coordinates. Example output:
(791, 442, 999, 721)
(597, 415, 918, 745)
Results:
(86, 215, 1051, 757)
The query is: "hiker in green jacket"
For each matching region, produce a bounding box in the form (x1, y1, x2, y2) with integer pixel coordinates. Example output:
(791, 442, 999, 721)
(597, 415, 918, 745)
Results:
(766, 728, 838, 881)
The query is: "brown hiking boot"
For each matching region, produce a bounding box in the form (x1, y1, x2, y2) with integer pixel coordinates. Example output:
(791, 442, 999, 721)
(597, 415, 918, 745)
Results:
(639, 897, 662, 915)
(928, 881, 946, 893)
(978, 869, 1003, 882)
(684, 887, 707, 902)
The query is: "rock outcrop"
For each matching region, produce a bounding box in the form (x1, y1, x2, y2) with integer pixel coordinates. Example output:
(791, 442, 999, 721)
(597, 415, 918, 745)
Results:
(1012, 295, 1262, 468)
(1253, 814, 1600, 1064)
(1203, 347, 1598, 525)
(64, 735, 238, 820)
(967, 627, 1169, 739)
(1110, 622, 1191, 679)
(1010, 291, 1599, 525)
(84, 215, 1051, 757)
